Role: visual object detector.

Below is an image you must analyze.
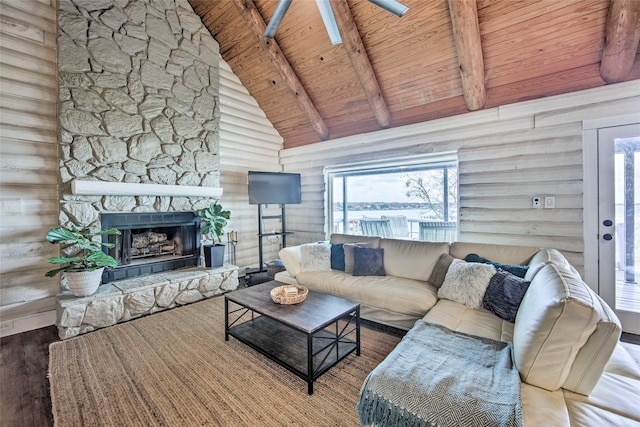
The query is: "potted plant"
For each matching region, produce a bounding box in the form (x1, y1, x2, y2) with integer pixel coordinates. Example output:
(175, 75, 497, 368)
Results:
(197, 201, 230, 268)
(45, 225, 121, 296)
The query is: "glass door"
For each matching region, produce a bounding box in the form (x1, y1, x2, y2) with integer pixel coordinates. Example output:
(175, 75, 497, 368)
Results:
(598, 124, 640, 334)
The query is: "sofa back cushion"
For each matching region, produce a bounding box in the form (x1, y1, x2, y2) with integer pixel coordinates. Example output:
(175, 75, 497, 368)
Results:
(525, 248, 581, 281)
(562, 288, 621, 394)
(450, 242, 539, 265)
(379, 238, 450, 282)
(513, 264, 613, 393)
(330, 233, 381, 247)
(279, 245, 303, 278)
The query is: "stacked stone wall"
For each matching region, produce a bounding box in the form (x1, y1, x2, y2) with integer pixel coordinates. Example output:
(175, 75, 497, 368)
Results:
(57, 0, 220, 230)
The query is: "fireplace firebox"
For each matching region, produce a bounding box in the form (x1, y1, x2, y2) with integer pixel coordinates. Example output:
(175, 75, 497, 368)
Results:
(101, 212, 200, 283)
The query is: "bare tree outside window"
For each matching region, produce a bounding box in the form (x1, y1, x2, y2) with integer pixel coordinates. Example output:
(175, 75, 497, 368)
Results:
(404, 168, 457, 220)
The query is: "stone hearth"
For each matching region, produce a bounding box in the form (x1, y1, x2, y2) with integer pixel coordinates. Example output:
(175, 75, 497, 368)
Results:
(56, 264, 238, 339)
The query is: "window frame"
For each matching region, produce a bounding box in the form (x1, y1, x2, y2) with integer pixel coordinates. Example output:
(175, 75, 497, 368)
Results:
(324, 152, 459, 237)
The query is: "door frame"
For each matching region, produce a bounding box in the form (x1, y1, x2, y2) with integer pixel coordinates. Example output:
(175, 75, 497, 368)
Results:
(583, 114, 640, 331)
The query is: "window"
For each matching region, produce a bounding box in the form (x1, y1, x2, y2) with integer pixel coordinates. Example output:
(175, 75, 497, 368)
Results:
(325, 153, 458, 240)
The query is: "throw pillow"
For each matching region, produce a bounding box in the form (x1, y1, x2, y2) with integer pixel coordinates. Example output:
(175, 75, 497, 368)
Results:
(343, 242, 372, 273)
(330, 243, 345, 271)
(465, 253, 529, 278)
(482, 270, 531, 323)
(438, 260, 496, 309)
(427, 252, 455, 288)
(352, 247, 385, 276)
(300, 242, 331, 272)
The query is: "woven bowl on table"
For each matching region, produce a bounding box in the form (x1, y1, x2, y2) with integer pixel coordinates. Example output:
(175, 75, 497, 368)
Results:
(270, 285, 308, 305)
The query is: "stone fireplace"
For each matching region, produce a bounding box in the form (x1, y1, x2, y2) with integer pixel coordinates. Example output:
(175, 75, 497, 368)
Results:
(54, 0, 240, 339)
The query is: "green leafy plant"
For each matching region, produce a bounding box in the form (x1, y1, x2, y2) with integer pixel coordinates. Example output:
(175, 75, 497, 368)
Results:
(45, 225, 121, 277)
(197, 202, 231, 244)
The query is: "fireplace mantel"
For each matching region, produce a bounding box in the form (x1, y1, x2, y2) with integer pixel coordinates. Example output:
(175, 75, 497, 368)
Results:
(71, 180, 223, 198)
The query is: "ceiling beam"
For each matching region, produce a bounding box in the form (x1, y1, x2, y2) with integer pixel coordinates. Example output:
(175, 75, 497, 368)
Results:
(447, 0, 486, 111)
(332, 0, 391, 128)
(232, 0, 330, 140)
(600, 0, 640, 83)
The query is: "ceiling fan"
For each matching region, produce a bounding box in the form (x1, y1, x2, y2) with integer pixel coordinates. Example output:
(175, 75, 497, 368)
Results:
(263, 0, 409, 45)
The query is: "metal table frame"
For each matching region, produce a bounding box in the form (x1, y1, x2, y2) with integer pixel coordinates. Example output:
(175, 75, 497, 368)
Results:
(224, 295, 360, 395)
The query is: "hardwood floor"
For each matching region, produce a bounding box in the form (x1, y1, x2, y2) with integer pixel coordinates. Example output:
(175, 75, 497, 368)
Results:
(1, 321, 638, 426)
(0, 326, 58, 427)
(0, 275, 261, 427)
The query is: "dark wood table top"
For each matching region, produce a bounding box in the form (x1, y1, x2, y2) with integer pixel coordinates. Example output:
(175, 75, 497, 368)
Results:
(225, 281, 359, 334)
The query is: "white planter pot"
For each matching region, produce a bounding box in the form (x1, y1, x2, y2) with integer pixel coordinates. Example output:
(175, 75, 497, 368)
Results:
(62, 267, 105, 297)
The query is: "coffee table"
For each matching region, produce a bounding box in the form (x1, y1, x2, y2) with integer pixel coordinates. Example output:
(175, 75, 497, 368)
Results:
(224, 281, 360, 394)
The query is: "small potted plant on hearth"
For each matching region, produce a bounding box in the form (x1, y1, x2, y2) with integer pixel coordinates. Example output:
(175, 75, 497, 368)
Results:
(44, 225, 121, 296)
(197, 201, 231, 268)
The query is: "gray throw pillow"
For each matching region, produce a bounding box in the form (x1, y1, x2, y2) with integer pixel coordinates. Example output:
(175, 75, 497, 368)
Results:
(343, 242, 372, 273)
(482, 270, 531, 323)
(427, 252, 455, 288)
(352, 247, 385, 276)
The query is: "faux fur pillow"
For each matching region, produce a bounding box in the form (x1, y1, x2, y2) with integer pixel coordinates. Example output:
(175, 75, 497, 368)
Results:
(343, 242, 372, 273)
(438, 260, 497, 309)
(300, 242, 331, 272)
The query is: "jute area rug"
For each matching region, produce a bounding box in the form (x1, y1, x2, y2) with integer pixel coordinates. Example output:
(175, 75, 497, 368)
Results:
(49, 295, 402, 426)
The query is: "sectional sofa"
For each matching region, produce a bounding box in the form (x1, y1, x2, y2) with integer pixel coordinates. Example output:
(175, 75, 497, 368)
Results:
(274, 233, 640, 426)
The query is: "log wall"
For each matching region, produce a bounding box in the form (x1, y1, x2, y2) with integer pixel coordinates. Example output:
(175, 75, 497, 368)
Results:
(0, 0, 59, 335)
(219, 58, 284, 273)
(279, 81, 640, 281)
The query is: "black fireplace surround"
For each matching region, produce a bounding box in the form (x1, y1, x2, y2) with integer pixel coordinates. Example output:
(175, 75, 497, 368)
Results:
(101, 212, 200, 283)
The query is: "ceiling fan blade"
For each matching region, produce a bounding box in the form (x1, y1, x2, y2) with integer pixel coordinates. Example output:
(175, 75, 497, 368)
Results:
(263, 0, 293, 38)
(368, 0, 409, 17)
(316, 0, 342, 45)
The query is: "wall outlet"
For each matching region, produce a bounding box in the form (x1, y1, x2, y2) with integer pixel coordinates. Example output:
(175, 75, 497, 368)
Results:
(544, 196, 555, 209)
(532, 196, 542, 208)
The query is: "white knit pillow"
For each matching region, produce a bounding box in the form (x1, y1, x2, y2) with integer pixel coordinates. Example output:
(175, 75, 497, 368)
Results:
(438, 260, 497, 309)
(300, 242, 331, 272)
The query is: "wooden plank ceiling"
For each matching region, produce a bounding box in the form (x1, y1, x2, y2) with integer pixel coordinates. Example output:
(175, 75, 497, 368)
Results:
(190, 0, 640, 149)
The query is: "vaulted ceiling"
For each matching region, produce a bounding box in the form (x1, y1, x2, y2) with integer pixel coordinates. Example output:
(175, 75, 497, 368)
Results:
(190, 0, 640, 149)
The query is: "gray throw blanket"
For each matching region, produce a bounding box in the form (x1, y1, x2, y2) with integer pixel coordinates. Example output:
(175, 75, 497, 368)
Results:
(357, 321, 523, 427)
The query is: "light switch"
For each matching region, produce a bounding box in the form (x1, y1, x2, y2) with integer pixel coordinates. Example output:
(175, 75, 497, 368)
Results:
(544, 196, 555, 209)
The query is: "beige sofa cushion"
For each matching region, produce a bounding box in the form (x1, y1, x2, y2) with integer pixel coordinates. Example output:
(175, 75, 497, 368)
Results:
(605, 345, 640, 379)
(563, 373, 640, 425)
(520, 383, 570, 427)
(330, 233, 381, 247)
(379, 238, 449, 282)
(561, 287, 621, 395)
(423, 299, 514, 342)
(450, 242, 539, 265)
(513, 264, 600, 392)
(525, 248, 580, 282)
(279, 245, 302, 278)
(295, 270, 438, 318)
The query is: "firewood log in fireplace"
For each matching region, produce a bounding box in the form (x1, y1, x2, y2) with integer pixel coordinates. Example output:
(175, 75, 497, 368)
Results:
(130, 231, 177, 258)
(132, 231, 168, 248)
